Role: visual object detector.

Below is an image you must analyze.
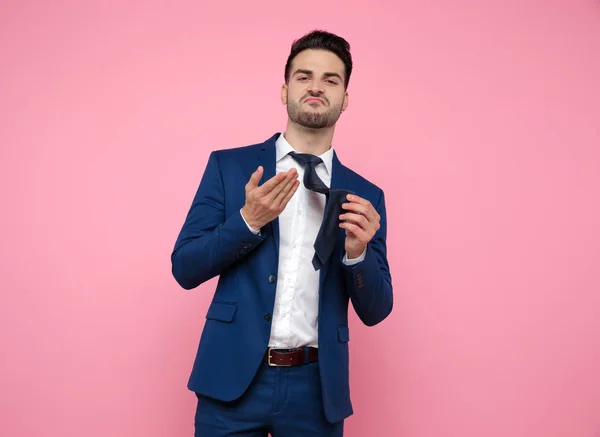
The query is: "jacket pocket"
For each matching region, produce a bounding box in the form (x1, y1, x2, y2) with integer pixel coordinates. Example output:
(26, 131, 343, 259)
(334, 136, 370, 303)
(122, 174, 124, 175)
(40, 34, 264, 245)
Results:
(206, 302, 237, 323)
(337, 325, 350, 342)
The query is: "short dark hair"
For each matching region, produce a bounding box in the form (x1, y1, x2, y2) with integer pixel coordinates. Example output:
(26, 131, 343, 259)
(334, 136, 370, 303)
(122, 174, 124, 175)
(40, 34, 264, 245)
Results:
(284, 30, 353, 88)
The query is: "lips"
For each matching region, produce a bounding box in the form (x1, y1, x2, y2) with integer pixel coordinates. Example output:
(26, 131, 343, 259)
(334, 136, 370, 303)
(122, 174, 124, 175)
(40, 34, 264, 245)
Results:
(304, 97, 325, 104)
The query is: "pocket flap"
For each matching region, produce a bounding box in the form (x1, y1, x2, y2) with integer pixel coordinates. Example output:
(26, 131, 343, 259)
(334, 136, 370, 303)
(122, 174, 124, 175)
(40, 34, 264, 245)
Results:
(206, 302, 237, 323)
(337, 326, 350, 342)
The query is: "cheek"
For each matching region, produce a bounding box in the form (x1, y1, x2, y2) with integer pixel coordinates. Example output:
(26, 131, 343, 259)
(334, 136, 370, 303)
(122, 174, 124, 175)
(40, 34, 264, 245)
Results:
(332, 95, 346, 108)
(288, 90, 302, 102)
(329, 89, 345, 102)
(287, 84, 305, 98)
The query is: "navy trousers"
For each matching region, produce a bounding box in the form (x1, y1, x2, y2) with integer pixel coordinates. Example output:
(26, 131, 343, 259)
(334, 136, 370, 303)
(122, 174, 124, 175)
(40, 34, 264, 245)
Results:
(193, 360, 344, 437)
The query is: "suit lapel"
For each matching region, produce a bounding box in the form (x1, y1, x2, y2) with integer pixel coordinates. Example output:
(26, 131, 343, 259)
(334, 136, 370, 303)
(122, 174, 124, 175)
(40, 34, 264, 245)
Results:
(330, 150, 350, 195)
(257, 134, 280, 258)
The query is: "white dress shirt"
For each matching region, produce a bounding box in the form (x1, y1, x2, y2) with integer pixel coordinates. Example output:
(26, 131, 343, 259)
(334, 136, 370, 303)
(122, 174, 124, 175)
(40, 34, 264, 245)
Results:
(241, 133, 365, 348)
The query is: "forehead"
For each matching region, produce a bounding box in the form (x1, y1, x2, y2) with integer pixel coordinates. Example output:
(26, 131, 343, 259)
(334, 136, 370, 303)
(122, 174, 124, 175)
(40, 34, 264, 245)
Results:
(290, 49, 345, 77)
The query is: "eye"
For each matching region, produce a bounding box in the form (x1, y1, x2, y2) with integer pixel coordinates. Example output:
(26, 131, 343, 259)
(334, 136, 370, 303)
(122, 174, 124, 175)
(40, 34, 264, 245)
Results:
(326, 79, 339, 85)
(297, 76, 309, 81)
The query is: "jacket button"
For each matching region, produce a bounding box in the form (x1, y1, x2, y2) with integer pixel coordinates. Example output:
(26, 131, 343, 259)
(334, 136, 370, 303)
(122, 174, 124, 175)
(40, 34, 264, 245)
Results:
(264, 313, 272, 322)
(268, 275, 276, 283)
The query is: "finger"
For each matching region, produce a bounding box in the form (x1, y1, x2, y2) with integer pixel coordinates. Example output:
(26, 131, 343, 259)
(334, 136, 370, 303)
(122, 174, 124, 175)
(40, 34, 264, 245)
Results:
(271, 172, 296, 207)
(273, 171, 299, 207)
(340, 213, 379, 237)
(345, 194, 371, 206)
(256, 171, 289, 196)
(341, 202, 378, 223)
(339, 221, 369, 241)
(246, 166, 263, 192)
(280, 179, 300, 207)
(341, 202, 367, 215)
(339, 212, 369, 229)
(264, 169, 298, 202)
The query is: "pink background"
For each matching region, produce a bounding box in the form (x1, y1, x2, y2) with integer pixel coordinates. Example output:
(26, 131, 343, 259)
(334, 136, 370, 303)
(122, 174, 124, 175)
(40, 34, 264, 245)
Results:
(1, 1, 599, 436)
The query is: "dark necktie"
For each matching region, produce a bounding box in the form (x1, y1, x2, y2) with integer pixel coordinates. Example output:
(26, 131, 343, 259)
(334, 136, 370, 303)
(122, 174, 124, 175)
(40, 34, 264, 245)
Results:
(288, 151, 352, 270)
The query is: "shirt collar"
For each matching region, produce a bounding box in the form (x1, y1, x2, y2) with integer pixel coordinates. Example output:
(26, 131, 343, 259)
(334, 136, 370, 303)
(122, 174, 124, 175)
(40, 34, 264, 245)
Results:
(275, 133, 334, 176)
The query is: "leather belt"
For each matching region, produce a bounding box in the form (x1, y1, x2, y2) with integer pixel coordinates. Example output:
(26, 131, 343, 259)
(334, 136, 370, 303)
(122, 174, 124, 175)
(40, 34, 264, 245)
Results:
(263, 347, 318, 367)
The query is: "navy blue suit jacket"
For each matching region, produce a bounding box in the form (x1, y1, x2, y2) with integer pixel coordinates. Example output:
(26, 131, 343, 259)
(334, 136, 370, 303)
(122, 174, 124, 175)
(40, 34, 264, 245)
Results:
(171, 133, 393, 423)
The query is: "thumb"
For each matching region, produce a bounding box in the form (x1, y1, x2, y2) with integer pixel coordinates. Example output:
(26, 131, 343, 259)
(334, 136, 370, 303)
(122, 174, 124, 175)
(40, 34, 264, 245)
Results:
(246, 166, 263, 190)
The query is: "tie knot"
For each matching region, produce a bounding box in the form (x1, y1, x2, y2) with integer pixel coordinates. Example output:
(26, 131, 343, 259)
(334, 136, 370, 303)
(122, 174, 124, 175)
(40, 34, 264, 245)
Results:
(287, 151, 329, 195)
(288, 151, 323, 168)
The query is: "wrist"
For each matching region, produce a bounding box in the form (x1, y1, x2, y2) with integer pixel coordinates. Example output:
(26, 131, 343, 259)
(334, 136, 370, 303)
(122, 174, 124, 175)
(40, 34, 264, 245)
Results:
(241, 207, 262, 231)
(347, 245, 366, 259)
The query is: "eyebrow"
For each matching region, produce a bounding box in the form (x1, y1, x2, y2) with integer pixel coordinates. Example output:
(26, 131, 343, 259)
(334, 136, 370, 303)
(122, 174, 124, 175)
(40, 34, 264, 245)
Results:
(293, 69, 343, 82)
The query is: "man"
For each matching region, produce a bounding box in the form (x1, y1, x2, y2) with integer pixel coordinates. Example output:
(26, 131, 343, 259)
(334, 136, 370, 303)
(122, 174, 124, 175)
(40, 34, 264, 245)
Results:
(171, 29, 393, 437)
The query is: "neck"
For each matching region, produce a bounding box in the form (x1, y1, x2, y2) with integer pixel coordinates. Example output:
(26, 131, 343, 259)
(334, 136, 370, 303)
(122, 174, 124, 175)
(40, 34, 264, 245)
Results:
(283, 121, 335, 156)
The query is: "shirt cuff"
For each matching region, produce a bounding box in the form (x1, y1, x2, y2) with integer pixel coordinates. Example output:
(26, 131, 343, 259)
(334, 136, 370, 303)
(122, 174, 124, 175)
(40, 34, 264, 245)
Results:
(342, 247, 366, 265)
(240, 208, 260, 235)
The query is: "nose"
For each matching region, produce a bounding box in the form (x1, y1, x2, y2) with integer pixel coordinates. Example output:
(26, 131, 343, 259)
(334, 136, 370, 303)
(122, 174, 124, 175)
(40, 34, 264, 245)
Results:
(307, 79, 324, 95)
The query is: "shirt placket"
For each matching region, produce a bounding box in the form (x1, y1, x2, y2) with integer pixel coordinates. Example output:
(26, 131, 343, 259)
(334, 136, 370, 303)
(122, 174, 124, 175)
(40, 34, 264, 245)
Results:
(281, 182, 306, 346)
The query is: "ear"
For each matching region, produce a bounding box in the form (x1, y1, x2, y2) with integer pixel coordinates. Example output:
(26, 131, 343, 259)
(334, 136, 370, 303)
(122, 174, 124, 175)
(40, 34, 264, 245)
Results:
(281, 83, 288, 105)
(342, 90, 349, 112)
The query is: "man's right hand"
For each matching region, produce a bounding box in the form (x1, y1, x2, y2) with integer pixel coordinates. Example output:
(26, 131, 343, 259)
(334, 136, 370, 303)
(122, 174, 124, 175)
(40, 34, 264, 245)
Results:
(241, 166, 300, 231)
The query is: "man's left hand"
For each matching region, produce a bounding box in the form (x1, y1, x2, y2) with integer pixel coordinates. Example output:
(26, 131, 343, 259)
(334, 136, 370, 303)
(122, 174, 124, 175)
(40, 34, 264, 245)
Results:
(339, 194, 381, 259)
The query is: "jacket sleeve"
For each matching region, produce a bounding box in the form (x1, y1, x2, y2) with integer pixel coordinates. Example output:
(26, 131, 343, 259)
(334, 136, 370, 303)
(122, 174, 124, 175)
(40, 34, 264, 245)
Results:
(341, 188, 393, 326)
(171, 152, 265, 290)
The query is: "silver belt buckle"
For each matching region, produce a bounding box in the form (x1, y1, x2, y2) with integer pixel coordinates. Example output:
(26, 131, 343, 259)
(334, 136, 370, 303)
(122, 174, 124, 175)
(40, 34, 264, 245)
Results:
(267, 348, 292, 367)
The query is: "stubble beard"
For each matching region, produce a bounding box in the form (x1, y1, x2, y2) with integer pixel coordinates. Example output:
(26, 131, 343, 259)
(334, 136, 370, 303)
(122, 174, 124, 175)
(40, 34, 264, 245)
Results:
(287, 99, 343, 129)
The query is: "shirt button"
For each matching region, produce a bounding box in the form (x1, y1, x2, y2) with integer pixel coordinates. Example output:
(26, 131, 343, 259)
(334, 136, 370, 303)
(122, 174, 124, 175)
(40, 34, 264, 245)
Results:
(268, 274, 276, 283)
(264, 313, 272, 322)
